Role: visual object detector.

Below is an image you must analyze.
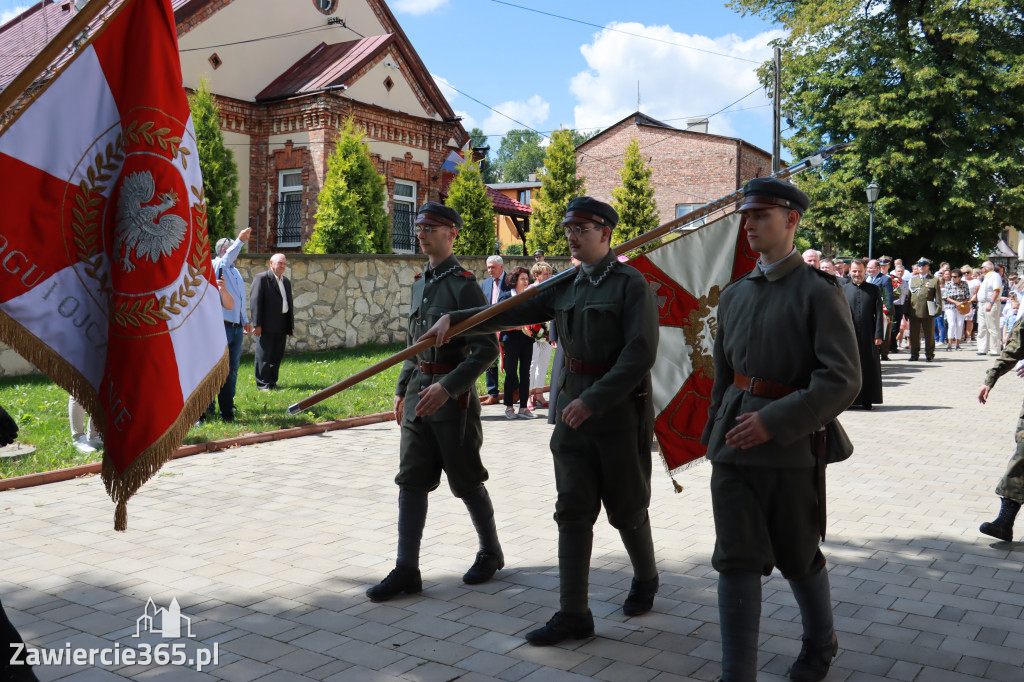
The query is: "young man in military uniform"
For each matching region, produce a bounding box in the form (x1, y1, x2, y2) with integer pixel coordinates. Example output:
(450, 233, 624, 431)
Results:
(366, 202, 503, 602)
(420, 197, 660, 645)
(907, 257, 940, 361)
(702, 178, 860, 682)
(977, 316, 1024, 542)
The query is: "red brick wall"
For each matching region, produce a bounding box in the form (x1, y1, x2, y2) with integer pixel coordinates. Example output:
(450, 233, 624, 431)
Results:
(577, 121, 771, 225)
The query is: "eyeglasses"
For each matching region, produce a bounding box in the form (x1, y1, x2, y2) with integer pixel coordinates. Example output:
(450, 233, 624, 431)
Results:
(413, 224, 450, 235)
(563, 224, 601, 237)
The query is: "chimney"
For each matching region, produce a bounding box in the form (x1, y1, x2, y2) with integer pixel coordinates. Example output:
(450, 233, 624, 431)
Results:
(686, 118, 709, 134)
(528, 173, 537, 182)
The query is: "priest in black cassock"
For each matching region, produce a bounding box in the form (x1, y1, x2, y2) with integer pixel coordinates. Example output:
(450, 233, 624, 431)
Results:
(844, 259, 884, 409)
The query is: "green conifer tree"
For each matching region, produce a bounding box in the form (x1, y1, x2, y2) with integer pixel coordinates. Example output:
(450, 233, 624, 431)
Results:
(528, 129, 586, 256)
(445, 154, 495, 256)
(187, 79, 239, 244)
(305, 118, 390, 254)
(611, 138, 659, 251)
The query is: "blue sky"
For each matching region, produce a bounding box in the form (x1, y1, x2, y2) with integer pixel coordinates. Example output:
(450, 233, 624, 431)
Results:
(0, 0, 785, 152)
(390, 0, 785, 153)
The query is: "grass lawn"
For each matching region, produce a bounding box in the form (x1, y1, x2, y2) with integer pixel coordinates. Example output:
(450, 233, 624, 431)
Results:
(0, 343, 409, 480)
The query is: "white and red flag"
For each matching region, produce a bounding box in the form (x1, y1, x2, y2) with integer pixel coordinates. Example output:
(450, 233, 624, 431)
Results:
(629, 213, 757, 483)
(0, 0, 228, 529)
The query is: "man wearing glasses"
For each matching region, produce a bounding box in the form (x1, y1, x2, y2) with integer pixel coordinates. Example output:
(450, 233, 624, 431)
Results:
(366, 202, 503, 602)
(420, 197, 661, 644)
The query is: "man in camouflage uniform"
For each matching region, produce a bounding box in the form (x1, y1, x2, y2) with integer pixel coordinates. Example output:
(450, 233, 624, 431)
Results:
(365, 202, 502, 602)
(977, 315, 1024, 542)
(702, 178, 860, 682)
(421, 197, 660, 645)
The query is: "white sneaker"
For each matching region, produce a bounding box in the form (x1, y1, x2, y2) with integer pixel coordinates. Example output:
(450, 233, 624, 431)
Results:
(73, 435, 96, 454)
(87, 437, 104, 450)
(517, 408, 537, 419)
(504, 407, 517, 420)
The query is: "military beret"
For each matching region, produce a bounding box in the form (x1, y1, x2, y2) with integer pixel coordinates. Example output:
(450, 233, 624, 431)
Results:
(916, 257, 931, 266)
(737, 177, 810, 214)
(562, 196, 619, 229)
(416, 201, 462, 230)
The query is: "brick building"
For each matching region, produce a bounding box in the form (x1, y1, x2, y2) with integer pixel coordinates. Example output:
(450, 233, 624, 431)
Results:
(577, 112, 772, 227)
(0, 0, 469, 253)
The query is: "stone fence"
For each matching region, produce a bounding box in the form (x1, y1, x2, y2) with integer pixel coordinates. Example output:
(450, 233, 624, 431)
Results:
(0, 254, 569, 377)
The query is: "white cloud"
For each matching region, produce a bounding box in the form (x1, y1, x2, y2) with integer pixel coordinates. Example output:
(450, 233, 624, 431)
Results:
(1, 5, 30, 24)
(431, 73, 478, 131)
(481, 95, 550, 138)
(391, 0, 449, 15)
(570, 23, 785, 144)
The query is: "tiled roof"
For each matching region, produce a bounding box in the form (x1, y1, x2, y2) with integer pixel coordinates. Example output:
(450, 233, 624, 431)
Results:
(256, 35, 393, 102)
(440, 175, 531, 217)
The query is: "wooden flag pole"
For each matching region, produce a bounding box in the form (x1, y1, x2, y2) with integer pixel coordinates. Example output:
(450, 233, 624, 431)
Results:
(0, 0, 129, 134)
(288, 143, 849, 415)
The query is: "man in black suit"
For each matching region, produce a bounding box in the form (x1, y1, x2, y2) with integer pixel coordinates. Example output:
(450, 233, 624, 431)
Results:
(250, 253, 294, 391)
(478, 255, 512, 404)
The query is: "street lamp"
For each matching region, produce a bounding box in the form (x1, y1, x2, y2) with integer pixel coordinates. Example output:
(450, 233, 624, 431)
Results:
(866, 179, 880, 260)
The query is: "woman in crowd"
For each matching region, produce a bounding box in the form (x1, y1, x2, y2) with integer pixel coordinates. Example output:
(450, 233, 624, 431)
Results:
(500, 266, 536, 420)
(527, 262, 554, 410)
(942, 268, 971, 351)
(964, 266, 981, 342)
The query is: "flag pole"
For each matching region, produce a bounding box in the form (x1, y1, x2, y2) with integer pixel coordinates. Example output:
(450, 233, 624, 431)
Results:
(288, 143, 849, 415)
(0, 0, 128, 134)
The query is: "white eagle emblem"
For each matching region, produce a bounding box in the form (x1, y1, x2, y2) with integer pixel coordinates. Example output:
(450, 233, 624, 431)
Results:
(114, 171, 188, 272)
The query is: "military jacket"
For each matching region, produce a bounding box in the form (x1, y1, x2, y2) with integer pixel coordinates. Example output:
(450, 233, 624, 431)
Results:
(395, 255, 498, 421)
(701, 250, 861, 468)
(985, 315, 1024, 389)
(448, 250, 658, 417)
(908, 273, 940, 319)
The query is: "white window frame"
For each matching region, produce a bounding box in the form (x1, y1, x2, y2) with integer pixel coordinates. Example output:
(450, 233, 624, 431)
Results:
(392, 180, 418, 254)
(277, 170, 304, 247)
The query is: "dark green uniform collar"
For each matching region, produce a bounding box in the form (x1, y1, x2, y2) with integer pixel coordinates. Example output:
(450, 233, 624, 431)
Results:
(747, 248, 802, 282)
(425, 254, 461, 279)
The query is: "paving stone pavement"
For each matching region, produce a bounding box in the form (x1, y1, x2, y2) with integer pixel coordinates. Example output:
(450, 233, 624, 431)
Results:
(2, 344, 1023, 681)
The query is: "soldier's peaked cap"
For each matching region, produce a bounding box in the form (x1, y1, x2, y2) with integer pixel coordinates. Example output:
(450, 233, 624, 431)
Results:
(562, 196, 619, 229)
(416, 202, 462, 229)
(737, 177, 810, 214)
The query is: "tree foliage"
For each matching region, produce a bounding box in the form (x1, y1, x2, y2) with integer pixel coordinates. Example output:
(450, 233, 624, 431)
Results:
(468, 127, 498, 184)
(528, 129, 587, 256)
(731, 0, 1024, 262)
(445, 154, 495, 256)
(494, 129, 546, 182)
(188, 79, 239, 244)
(305, 118, 390, 254)
(611, 138, 660, 251)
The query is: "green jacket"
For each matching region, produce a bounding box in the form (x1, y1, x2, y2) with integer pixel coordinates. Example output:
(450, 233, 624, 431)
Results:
(985, 315, 1024, 389)
(396, 255, 498, 421)
(907, 273, 940, 319)
(701, 250, 861, 468)
(449, 250, 658, 419)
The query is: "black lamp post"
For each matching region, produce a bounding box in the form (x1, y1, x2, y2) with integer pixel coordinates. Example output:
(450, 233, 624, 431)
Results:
(866, 179, 880, 259)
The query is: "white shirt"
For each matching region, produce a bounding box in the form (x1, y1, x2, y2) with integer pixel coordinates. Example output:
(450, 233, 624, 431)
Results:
(979, 270, 1002, 304)
(274, 273, 289, 313)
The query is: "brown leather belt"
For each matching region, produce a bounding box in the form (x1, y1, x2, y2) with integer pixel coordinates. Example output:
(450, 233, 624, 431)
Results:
(732, 372, 799, 399)
(419, 361, 457, 374)
(565, 356, 614, 375)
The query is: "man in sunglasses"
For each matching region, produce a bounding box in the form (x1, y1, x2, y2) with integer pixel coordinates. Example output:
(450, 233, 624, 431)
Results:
(419, 196, 660, 644)
(365, 202, 503, 602)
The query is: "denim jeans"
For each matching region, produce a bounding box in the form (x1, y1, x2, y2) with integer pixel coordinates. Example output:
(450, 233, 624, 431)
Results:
(211, 322, 244, 418)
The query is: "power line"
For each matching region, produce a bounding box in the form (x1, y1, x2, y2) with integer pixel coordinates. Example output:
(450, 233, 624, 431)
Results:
(490, 0, 763, 65)
(179, 24, 340, 53)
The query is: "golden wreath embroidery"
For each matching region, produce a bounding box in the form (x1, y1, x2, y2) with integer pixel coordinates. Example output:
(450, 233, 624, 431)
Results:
(682, 285, 720, 378)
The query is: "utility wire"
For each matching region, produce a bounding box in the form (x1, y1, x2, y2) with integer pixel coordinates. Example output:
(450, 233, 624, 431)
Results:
(490, 0, 763, 64)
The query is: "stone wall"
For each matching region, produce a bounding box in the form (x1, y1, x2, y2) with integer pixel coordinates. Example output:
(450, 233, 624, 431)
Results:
(0, 254, 566, 377)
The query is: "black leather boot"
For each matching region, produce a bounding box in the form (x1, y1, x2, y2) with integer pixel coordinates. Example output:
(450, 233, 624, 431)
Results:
(718, 572, 761, 681)
(623, 575, 659, 616)
(790, 631, 838, 682)
(980, 497, 1020, 542)
(366, 566, 422, 602)
(463, 550, 504, 584)
(524, 610, 594, 645)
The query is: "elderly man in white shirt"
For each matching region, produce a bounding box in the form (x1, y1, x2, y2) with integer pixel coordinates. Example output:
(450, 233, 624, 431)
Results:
(977, 261, 1004, 356)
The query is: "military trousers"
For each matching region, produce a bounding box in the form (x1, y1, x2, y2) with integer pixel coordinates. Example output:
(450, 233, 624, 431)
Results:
(395, 413, 487, 498)
(995, 410, 1024, 504)
(908, 316, 935, 360)
(710, 462, 825, 580)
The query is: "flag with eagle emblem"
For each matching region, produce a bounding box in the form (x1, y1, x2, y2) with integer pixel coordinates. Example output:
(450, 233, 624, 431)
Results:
(0, 0, 228, 529)
(628, 212, 757, 483)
